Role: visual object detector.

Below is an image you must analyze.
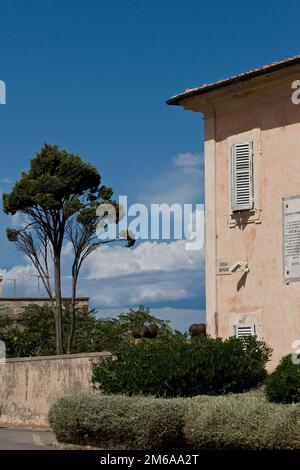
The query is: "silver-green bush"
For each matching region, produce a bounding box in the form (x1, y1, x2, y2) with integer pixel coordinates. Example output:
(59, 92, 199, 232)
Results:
(184, 390, 300, 449)
(49, 390, 300, 450)
(48, 393, 187, 449)
(132, 397, 187, 449)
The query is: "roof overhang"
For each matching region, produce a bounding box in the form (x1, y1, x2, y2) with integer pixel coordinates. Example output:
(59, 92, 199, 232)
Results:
(166, 55, 300, 114)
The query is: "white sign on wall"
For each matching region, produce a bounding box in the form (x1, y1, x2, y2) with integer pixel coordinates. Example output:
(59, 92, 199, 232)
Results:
(283, 195, 300, 282)
(217, 260, 231, 275)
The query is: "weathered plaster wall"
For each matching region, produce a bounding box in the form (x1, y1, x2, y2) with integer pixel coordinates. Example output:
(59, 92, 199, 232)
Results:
(170, 63, 300, 370)
(0, 352, 111, 427)
(214, 90, 300, 368)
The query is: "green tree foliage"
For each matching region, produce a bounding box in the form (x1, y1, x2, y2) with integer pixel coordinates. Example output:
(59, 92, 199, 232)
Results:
(0, 305, 172, 357)
(3, 144, 134, 354)
(117, 305, 172, 335)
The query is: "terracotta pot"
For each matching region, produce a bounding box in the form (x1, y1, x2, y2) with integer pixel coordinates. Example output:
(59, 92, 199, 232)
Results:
(132, 325, 150, 338)
(146, 326, 158, 339)
(189, 323, 206, 337)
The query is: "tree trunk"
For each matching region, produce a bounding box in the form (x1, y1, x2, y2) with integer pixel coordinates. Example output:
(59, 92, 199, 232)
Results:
(54, 252, 63, 355)
(67, 267, 77, 354)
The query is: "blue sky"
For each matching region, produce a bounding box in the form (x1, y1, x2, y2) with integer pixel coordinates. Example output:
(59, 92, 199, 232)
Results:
(0, 0, 299, 331)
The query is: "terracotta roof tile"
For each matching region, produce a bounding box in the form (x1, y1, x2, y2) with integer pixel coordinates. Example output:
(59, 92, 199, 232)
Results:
(166, 55, 300, 105)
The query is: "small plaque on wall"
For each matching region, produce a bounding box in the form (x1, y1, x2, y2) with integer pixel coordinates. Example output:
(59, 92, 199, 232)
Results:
(217, 260, 231, 275)
(283, 195, 300, 282)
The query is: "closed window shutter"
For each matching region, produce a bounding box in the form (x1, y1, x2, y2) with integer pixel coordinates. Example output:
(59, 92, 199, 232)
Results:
(233, 324, 256, 339)
(231, 142, 254, 211)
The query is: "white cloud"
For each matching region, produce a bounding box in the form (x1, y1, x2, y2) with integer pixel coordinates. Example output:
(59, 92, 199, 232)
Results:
(0, 264, 40, 296)
(82, 239, 203, 280)
(139, 152, 204, 205)
(62, 242, 73, 258)
(75, 237, 204, 309)
(11, 212, 23, 227)
(0, 239, 205, 329)
(0, 238, 204, 304)
(0, 151, 206, 329)
(77, 268, 203, 308)
(0, 177, 14, 184)
(173, 152, 202, 168)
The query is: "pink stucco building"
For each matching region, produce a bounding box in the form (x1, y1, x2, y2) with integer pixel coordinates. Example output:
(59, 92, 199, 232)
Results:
(167, 56, 300, 368)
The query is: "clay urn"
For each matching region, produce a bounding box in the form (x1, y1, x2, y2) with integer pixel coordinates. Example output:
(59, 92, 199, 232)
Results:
(132, 325, 150, 338)
(189, 323, 206, 337)
(145, 326, 158, 339)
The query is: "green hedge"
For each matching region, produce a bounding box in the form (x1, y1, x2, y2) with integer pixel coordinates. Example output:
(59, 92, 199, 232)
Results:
(185, 390, 300, 449)
(92, 335, 271, 397)
(49, 393, 187, 449)
(49, 391, 300, 450)
(266, 354, 300, 403)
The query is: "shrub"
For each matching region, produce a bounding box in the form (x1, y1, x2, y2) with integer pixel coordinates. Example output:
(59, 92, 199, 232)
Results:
(49, 391, 300, 450)
(133, 397, 187, 449)
(185, 390, 300, 450)
(48, 393, 187, 449)
(266, 354, 300, 403)
(92, 335, 271, 397)
(49, 394, 137, 447)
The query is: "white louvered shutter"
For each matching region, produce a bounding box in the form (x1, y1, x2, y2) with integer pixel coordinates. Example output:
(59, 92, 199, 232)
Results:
(233, 324, 256, 339)
(231, 142, 254, 211)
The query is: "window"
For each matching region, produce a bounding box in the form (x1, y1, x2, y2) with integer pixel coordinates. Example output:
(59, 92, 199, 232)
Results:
(233, 324, 256, 339)
(231, 142, 254, 212)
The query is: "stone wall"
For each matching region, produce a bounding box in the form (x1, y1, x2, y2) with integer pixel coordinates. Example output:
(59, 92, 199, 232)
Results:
(0, 297, 89, 321)
(0, 352, 111, 428)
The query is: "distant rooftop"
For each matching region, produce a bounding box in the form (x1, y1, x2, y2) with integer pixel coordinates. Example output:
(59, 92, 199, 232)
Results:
(0, 297, 90, 320)
(166, 55, 300, 106)
(0, 297, 89, 301)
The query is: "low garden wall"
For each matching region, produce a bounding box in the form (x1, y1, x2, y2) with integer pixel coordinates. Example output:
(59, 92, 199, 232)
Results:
(0, 352, 111, 428)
